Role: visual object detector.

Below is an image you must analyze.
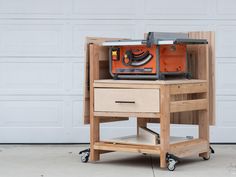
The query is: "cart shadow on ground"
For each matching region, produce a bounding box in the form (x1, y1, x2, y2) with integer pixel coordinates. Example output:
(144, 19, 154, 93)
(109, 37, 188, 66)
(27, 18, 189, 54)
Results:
(92, 152, 206, 169)
(94, 153, 152, 168)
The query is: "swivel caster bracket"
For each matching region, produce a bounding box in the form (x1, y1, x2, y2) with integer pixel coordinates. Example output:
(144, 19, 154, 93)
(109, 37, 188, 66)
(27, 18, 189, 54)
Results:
(202, 146, 215, 161)
(79, 148, 90, 163)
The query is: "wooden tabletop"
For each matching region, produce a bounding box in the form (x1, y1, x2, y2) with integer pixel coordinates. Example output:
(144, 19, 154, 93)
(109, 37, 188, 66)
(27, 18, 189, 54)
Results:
(94, 79, 207, 85)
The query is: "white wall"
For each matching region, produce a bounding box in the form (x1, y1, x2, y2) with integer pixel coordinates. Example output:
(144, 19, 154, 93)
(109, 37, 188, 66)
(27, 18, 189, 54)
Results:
(0, 0, 235, 143)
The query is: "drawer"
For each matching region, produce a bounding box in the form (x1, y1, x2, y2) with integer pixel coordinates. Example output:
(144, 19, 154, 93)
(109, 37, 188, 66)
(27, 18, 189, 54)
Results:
(94, 88, 160, 113)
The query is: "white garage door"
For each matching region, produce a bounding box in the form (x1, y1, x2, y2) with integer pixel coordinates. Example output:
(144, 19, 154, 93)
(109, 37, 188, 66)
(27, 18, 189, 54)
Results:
(0, 0, 235, 143)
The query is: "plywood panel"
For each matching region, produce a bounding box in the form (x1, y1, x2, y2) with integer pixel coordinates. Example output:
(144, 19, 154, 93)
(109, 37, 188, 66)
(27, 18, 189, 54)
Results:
(189, 31, 215, 125)
(83, 37, 126, 124)
(94, 88, 160, 113)
(170, 31, 215, 125)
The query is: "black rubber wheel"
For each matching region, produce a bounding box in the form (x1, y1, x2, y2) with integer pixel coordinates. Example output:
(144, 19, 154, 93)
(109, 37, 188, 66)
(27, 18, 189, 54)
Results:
(81, 153, 89, 163)
(167, 158, 176, 171)
(167, 161, 176, 171)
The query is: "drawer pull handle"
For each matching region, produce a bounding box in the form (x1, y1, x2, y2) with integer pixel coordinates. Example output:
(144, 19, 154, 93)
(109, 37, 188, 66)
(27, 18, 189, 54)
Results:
(115, 101, 135, 104)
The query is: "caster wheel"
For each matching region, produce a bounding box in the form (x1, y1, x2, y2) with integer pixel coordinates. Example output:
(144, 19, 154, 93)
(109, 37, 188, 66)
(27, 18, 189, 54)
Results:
(210, 146, 215, 154)
(81, 152, 89, 163)
(79, 148, 90, 163)
(202, 146, 214, 160)
(167, 158, 176, 171)
(203, 155, 210, 161)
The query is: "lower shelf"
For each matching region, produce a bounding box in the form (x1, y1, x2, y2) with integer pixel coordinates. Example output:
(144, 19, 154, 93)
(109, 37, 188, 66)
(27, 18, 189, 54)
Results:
(103, 135, 192, 146)
(94, 141, 161, 154)
(94, 138, 209, 157)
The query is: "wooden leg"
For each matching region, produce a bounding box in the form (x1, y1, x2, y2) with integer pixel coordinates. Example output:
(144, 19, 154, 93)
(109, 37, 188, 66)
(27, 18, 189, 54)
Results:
(89, 44, 100, 161)
(90, 116, 100, 161)
(160, 86, 170, 168)
(160, 116, 170, 168)
(137, 118, 147, 135)
(199, 109, 210, 158)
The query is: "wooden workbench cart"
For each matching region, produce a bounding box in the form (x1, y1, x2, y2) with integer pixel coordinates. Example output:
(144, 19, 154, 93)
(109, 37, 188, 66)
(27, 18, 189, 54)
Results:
(81, 32, 215, 171)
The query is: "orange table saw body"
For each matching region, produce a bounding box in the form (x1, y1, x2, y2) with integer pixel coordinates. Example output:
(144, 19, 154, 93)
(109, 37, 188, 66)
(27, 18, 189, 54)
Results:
(103, 32, 207, 80)
(111, 44, 187, 76)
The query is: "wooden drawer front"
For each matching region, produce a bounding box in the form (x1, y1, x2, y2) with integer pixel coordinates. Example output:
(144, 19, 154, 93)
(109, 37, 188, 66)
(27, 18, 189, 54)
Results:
(94, 88, 160, 113)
